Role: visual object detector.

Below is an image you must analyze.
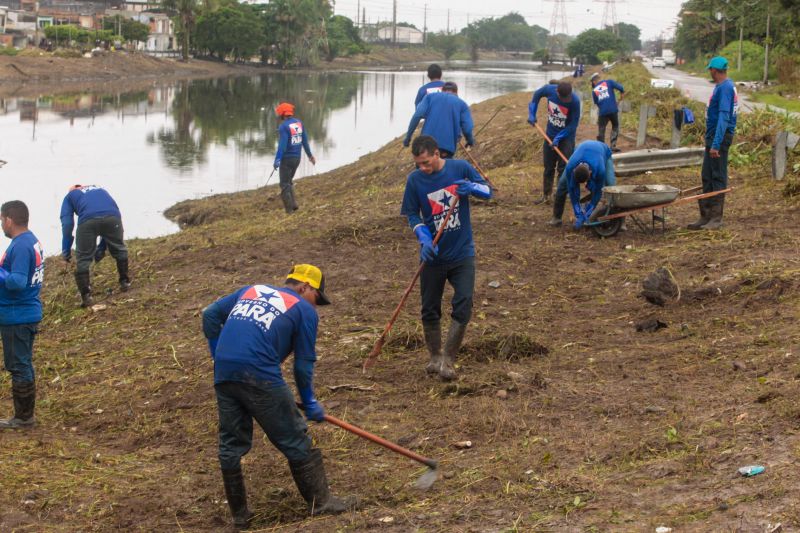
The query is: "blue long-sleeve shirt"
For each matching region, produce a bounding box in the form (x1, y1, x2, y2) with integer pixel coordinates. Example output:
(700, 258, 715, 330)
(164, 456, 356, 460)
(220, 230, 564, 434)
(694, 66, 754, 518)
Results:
(400, 159, 490, 266)
(591, 79, 624, 116)
(202, 284, 319, 391)
(0, 231, 44, 325)
(60, 185, 122, 257)
(563, 141, 614, 222)
(706, 78, 738, 149)
(528, 84, 581, 145)
(405, 92, 475, 155)
(274, 117, 312, 167)
(415, 80, 445, 106)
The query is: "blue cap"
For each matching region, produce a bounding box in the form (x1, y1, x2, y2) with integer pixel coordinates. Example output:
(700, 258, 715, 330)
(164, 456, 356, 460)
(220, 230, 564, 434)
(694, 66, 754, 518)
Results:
(706, 56, 729, 70)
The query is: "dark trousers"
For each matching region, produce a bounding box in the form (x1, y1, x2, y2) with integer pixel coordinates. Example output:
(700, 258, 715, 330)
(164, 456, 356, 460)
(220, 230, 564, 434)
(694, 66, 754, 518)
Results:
(1, 323, 38, 383)
(419, 256, 475, 327)
(76, 216, 127, 275)
(597, 112, 619, 149)
(542, 137, 575, 196)
(215, 381, 312, 470)
(701, 133, 733, 193)
(279, 157, 301, 213)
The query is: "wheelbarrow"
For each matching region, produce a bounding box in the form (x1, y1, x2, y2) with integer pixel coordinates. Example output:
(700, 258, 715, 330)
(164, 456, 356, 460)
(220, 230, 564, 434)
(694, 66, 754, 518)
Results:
(587, 184, 733, 237)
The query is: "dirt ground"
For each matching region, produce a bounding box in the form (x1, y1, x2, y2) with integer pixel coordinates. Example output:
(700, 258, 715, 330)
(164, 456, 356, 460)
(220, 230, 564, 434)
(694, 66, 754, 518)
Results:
(0, 52, 272, 98)
(1, 68, 799, 532)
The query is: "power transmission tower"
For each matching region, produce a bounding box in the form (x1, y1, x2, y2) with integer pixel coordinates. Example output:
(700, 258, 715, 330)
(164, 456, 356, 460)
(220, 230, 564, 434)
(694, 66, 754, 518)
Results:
(545, 0, 570, 54)
(595, 0, 620, 36)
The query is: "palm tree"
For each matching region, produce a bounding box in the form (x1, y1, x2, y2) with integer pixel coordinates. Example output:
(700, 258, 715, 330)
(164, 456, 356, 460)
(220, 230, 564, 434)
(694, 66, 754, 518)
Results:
(162, 0, 198, 61)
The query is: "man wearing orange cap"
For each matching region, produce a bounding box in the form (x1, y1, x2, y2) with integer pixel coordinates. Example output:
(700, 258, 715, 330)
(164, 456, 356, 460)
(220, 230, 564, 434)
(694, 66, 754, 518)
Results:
(202, 264, 353, 528)
(274, 103, 316, 214)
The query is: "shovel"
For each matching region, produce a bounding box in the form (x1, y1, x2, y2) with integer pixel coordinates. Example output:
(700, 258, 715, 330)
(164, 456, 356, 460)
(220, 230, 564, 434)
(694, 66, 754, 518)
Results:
(299, 403, 439, 489)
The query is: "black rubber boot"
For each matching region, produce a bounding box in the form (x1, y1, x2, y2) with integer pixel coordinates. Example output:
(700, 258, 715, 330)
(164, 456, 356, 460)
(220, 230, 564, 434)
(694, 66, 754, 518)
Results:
(116, 258, 131, 292)
(289, 448, 354, 516)
(280, 185, 296, 214)
(440, 321, 467, 381)
(701, 195, 725, 229)
(687, 199, 710, 230)
(289, 186, 299, 212)
(0, 381, 36, 429)
(221, 467, 253, 529)
(75, 271, 93, 307)
(423, 321, 442, 375)
(533, 193, 551, 206)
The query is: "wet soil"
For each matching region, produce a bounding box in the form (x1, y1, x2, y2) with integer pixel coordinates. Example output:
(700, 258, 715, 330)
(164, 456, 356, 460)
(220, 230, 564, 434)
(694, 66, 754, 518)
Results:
(1, 73, 799, 532)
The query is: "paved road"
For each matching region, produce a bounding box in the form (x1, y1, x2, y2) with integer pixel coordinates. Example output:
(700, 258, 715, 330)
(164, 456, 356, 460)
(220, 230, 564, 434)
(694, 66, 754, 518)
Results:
(644, 61, 765, 113)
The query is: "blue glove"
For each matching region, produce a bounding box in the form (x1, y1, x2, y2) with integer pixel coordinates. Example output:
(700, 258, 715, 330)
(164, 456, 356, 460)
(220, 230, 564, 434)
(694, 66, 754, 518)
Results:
(552, 136, 561, 148)
(413, 225, 438, 263)
(207, 337, 218, 358)
(0, 268, 8, 283)
(403, 137, 411, 148)
(465, 135, 475, 147)
(455, 179, 491, 199)
(273, 160, 280, 170)
(527, 118, 536, 126)
(299, 387, 325, 422)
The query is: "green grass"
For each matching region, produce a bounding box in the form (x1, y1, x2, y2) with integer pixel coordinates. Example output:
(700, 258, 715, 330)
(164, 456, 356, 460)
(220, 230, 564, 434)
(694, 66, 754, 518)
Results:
(750, 92, 800, 113)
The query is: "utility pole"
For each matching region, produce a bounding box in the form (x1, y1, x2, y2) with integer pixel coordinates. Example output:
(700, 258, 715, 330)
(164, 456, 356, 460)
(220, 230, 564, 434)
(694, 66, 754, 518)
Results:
(392, 0, 397, 45)
(423, 4, 427, 45)
(356, 0, 360, 27)
(763, 3, 770, 83)
(447, 9, 450, 34)
(362, 7, 365, 28)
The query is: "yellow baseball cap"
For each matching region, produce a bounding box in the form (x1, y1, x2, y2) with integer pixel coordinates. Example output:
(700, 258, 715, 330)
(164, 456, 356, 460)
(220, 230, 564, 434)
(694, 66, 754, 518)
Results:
(287, 264, 330, 305)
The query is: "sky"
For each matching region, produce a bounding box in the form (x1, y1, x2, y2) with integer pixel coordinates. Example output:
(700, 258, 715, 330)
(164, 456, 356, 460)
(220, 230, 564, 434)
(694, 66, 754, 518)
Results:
(332, 0, 686, 41)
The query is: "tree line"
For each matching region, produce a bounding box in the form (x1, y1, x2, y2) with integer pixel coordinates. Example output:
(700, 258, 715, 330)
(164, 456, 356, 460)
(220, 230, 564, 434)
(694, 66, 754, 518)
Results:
(673, 0, 800, 82)
(160, 0, 367, 65)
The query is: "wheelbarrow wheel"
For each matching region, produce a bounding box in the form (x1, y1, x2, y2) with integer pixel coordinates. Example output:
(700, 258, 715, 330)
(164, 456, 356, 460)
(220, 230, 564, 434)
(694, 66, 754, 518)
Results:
(591, 205, 624, 238)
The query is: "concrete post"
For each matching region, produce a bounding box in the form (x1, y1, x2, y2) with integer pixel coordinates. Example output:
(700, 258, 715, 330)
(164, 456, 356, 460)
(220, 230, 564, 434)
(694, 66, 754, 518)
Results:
(772, 131, 798, 180)
(637, 104, 655, 147)
(670, 109, 682, 149)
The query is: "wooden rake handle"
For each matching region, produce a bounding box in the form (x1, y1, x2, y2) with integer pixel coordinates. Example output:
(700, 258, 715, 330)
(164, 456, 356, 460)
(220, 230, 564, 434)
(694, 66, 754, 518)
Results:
(362, 194, 460, 372)
(310, 406, 438, 469)
(534, 123, 569, 164)
(458, 142, 497, 191)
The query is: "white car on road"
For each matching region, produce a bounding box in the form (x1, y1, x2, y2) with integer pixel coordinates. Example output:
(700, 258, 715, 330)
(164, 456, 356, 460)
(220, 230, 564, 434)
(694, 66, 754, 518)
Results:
(652, 57, 667, 68)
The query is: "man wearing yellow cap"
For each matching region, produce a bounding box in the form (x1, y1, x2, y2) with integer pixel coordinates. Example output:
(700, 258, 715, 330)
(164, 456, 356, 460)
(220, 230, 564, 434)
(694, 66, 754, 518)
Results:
(202, 264, 352, 528)
(274, 102, 316, 214)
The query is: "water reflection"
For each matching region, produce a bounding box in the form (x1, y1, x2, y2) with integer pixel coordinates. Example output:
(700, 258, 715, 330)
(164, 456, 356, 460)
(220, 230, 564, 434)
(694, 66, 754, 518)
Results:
(0, 64, 569, 254)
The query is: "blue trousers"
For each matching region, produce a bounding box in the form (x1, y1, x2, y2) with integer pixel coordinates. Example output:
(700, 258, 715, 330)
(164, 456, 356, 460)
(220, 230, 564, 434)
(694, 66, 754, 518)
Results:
(215, 381, 312, 470)
(1, 323, 38, 383)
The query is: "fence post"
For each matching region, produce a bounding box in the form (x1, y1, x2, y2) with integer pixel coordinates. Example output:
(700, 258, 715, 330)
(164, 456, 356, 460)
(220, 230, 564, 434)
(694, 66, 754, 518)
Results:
(637, 104, 655, 147)
(670, 108, 682, 149)
(772, 131, 800, 180)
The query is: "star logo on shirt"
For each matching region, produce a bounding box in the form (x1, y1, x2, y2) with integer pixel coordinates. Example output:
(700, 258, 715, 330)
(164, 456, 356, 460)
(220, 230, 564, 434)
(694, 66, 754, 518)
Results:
(426, 184, 458, 215)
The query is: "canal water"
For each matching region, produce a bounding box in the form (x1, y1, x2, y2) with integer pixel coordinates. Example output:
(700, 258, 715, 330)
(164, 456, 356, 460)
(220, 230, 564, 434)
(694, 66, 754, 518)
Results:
(0, 63, 569, 254)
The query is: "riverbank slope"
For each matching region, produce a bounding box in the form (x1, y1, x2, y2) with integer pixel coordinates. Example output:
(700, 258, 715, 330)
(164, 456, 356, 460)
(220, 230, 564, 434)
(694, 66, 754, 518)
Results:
(1, 63, 799, 531)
